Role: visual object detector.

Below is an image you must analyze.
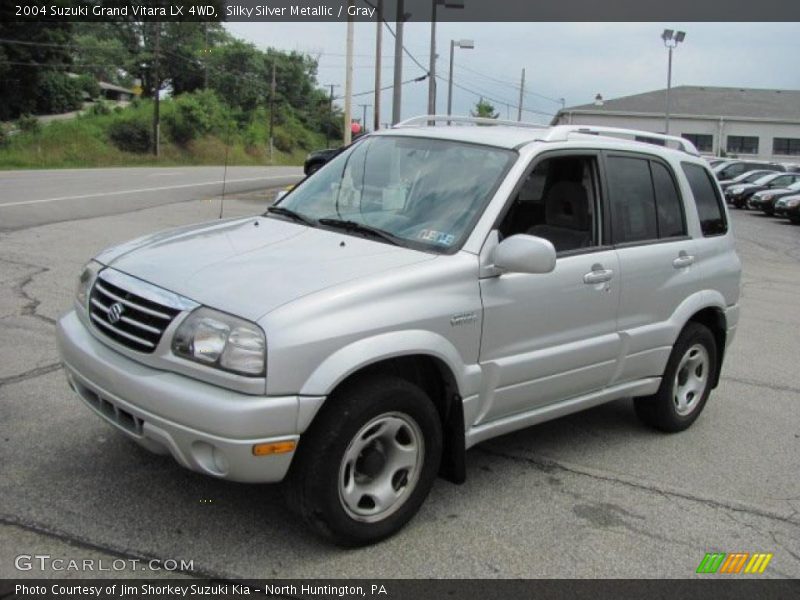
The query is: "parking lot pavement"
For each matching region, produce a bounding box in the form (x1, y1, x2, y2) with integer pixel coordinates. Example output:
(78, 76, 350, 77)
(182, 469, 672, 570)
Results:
(1, 195, 799, 579)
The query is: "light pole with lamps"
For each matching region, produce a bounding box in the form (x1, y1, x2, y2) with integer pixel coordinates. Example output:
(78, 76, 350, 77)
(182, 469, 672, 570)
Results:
(428, 1, 465, 116)
(661, 28, 685, 135)
(447, 39, 474, 117)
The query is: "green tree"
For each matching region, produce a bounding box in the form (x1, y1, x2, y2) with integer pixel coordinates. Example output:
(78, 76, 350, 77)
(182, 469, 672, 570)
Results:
(471, 98, 499, 119)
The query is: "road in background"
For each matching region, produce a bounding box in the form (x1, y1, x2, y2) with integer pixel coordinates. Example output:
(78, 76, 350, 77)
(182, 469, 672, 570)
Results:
(0, 193, 798, 578)
(0, 166, 302, 230)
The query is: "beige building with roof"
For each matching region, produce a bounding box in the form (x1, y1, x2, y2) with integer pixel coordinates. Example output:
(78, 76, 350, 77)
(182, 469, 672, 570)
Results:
(551, 86, 800, 163)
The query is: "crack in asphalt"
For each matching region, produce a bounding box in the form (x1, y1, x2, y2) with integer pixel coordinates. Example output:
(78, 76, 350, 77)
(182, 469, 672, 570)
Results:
(0, 362, 62, 388)
(724, 376, 800, 396)
(476, 447, 800, 529)
(1, 256, 57, 326)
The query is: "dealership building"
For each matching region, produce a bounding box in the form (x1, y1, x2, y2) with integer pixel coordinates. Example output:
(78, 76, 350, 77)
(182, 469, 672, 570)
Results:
(551, 86, 800, 162)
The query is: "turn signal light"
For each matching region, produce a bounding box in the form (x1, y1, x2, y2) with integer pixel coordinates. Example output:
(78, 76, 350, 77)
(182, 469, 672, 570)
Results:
(252, 440, 296, 456)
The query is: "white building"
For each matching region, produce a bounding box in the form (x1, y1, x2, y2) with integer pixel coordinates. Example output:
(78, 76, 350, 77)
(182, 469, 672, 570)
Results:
(552, 86, 800, 163)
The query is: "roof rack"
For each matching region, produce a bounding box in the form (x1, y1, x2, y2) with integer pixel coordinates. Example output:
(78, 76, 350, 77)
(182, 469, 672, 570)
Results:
(394, 115, 549, 130)
(543, 125, 700, 156)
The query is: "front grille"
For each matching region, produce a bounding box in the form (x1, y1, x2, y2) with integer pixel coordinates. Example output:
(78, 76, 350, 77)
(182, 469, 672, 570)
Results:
(89, 277, 181, 353)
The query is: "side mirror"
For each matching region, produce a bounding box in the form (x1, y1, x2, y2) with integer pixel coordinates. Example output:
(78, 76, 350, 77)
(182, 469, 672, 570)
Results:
(493, 234, 556, 274)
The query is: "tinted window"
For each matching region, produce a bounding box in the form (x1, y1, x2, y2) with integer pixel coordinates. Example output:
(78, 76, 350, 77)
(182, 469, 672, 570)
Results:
(651, 162, 686, 237)
(682, 163, 728, 236)
(607, 156, 658, 243)
(726, 136, 759, 155)
(773, 138, 800, 156)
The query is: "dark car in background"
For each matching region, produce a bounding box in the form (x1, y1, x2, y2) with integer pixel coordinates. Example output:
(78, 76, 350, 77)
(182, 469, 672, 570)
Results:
(725, 172, 800, 208)
(748, 181, 800, 215)
(303, 147, 345, 176)
(713, 159, 785, 181)
(774, 194, 800, 223)
(718, 169, 776, 192)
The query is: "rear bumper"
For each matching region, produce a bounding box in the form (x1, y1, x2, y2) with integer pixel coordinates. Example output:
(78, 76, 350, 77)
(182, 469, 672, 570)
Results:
(57, 309, 323, 483)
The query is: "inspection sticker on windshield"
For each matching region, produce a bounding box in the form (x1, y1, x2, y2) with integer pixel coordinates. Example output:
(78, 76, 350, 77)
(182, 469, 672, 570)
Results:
(418, 229, 455, 246)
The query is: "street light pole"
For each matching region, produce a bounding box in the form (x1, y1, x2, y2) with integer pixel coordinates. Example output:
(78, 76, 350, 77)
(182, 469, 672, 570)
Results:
(661, 29, 685, 135)
(427, 0, 437, 116)
(392, 0, 405, 124)
(447, 39, 474, 117)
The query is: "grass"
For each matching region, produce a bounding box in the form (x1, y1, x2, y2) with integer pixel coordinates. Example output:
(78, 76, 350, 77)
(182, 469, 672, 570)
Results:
(0, 98, 325, 169)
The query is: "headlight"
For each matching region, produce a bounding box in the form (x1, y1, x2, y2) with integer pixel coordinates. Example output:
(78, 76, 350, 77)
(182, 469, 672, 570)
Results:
(762, 194, 774, 201)
(787, 198, 800, 208)
(75, 260, 102, 310)
(172, 307, 266, 376)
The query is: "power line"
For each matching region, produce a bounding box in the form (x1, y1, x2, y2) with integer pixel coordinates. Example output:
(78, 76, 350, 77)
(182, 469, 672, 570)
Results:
(453, 61, 563, 104)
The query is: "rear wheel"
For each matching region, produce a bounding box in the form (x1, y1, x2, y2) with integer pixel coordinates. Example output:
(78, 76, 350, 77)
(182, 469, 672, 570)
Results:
(285, 375, 442, 546)
(634, 322, 717, 432)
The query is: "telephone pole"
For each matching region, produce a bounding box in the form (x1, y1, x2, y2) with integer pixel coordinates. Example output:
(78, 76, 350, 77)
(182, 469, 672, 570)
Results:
(343, 2, 354, 145)
(325, 83, 339, 147)
(358, 103, 371, 132)
(516, 68, 525, 121)
(152, 21, 161, 156)
(373, 0, 383, 131)
(392, 0, 405, 124)
(269, 60, 276, 161)
(203, 23, 209, 89)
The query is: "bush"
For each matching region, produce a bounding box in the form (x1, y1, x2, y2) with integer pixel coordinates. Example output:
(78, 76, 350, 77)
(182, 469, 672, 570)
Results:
(88, 100, 111, 116)
(16, 114, 41, 134)
(273, 129, 294, 153)
(74, 74, 101, 100)
(164, 90, 227, 146)
(35, 71, 84, 115)
(108, 117, 152, 153)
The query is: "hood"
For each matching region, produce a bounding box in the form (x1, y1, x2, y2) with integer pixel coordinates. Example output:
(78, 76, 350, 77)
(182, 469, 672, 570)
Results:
(96, 216, 436, 322)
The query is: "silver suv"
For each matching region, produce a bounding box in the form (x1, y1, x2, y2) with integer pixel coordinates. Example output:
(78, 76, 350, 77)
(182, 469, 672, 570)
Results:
(57, 117, 741, 546)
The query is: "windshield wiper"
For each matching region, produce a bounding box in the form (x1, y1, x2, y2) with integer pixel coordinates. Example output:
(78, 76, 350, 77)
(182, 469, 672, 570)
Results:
(266, 205, 316, 226)
(318, 218, 404, 247)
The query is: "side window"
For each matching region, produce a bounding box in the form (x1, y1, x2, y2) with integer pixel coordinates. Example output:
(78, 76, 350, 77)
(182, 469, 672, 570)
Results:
(498, 155, 598, 254)
(681, 163, 728, 236)
(651, 162, 686, 238)
(606, 156, 658, 244)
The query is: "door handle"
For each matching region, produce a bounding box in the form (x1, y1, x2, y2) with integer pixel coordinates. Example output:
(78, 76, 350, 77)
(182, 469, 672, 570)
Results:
(673, 252, 695, 269)
(583, 267, 614, 284)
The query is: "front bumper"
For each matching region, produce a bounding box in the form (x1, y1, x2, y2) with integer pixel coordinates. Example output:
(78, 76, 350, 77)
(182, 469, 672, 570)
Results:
(57, 310, 323, 483)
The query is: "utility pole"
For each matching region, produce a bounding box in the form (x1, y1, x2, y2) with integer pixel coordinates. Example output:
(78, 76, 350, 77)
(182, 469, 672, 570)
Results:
(427, 0, 437, 116)
(152, 21, 161, 156)
(392, 0, 405, 124)
(517, 67, 525, 121)
(358, 103, 371, 131)
(343, 2, 354, 145)
(269, 60, 276, 161)
(325, 83, 339, 147)
(373, 0, 383, 131)
(203, 23, 209, 89)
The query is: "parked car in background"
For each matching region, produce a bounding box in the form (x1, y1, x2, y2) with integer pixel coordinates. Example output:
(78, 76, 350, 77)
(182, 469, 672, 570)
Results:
(774, 195, 800, 223)
(725, 172, 800, 209)
(303, 147, 345, 176)
(781, 163, 800, 173)
(747, 181, 800, 215)
(706, 158, 728, 169)
(713, 160, 785, 181)
(718, 169, 776, 192)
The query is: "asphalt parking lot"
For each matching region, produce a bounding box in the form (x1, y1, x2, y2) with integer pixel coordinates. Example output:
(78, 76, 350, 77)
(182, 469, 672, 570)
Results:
(1, 189, 799, 579)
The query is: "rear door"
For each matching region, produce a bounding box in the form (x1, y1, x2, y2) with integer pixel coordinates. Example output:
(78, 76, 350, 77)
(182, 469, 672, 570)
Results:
(604, 152, 700, 384)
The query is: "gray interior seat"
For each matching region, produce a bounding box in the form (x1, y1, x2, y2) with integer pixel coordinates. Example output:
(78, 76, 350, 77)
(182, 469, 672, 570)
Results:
(527, 181, 591, 252)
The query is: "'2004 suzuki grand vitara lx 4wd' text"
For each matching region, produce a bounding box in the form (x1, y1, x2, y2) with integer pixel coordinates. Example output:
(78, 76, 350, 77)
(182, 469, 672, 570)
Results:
(57, 117, 741, 546)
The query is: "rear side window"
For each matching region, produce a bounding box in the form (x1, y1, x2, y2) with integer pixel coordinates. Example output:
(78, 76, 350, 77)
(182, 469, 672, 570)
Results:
(606, 156, 658, 243)
(651, 162, 686, 238)
(681, 163, 728, 236)
(606, 156, 686, 243)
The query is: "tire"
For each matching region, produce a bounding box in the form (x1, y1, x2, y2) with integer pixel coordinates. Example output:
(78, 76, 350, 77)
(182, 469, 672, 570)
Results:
(284, 375, 442, 546)
(634, 322, 717, 433)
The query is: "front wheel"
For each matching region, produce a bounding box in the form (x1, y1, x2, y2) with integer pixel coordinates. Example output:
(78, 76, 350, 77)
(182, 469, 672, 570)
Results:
(634, 322, 717, 432)
(285, 375, 442, 546)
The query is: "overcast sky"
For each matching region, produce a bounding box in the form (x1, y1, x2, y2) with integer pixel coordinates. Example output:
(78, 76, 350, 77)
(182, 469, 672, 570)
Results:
(225, 22, 800, 127)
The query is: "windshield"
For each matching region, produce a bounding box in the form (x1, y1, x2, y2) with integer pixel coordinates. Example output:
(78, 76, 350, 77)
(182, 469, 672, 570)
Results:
(273, 135, 516, 253)
(754, 173, 780, 185)
(738, 171, 767, 182)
